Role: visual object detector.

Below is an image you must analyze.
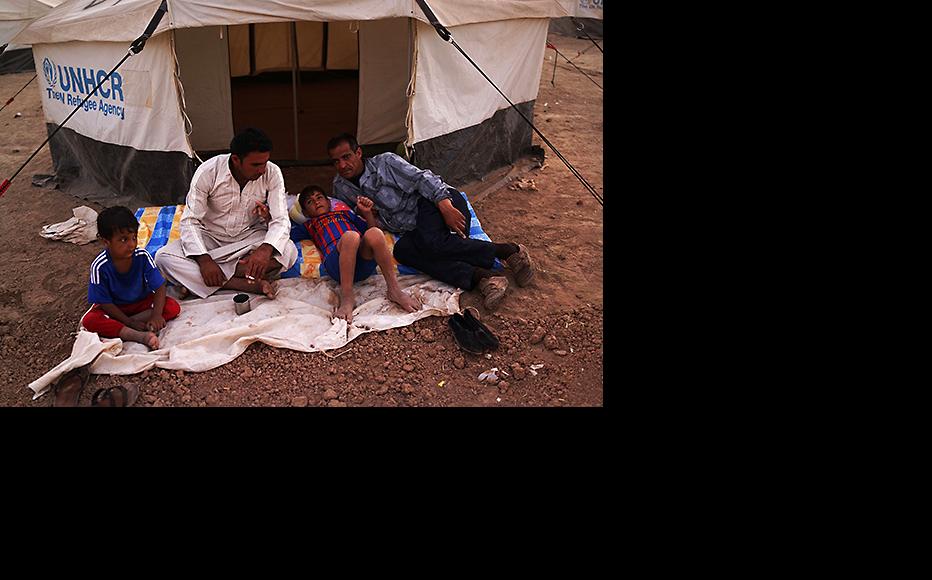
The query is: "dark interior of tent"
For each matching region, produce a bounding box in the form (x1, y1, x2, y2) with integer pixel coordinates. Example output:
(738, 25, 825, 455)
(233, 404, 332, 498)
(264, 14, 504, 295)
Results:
(228, 22, 359, 163)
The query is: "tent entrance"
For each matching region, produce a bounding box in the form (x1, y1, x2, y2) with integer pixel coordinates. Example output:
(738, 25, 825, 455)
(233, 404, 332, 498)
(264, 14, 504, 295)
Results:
(175, 20, 412, 165)
(230, 69, 358, 163)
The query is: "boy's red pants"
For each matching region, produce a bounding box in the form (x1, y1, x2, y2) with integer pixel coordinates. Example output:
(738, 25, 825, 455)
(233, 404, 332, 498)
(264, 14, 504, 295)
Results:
(81, 295, 181, 338)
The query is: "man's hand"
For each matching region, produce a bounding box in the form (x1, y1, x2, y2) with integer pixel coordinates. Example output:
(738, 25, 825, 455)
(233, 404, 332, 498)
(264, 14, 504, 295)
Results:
(195, 254, 226, 287)
(240, 244, 273, 283)
(438, 198, 467, 238)
(252, 200, 271, 222)
(147, 314, 167, 332)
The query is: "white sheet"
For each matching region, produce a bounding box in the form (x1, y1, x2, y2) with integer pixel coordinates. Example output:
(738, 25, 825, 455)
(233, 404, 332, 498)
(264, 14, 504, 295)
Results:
(29, 274, 462, 399)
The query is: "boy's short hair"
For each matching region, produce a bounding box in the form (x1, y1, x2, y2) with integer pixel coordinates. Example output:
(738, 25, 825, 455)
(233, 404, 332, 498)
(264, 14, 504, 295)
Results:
(97, 206, 139, 239)
(326, 132, 359, 153)
(298, 185, 327, 211)
(230, 127, 273, 158)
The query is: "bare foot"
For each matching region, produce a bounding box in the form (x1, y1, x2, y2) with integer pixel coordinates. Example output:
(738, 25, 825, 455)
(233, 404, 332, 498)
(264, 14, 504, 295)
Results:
(120, 327, 160, 350)
(177, 286, 191, 299)
(335, 296, 355, 324)
(387, 287, 421, 313)
(259, 279, 278, 299)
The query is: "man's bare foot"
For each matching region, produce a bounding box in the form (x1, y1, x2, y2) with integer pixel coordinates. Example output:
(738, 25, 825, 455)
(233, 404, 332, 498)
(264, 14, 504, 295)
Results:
(387, 287, 421, 313)
(335, 296, 355, 324)
(120, 327, 160, 350)
(259, 279, 278, 299)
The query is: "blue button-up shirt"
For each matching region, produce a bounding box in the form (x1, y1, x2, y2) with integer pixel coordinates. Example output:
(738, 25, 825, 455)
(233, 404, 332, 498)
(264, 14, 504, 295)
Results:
(330, 153, 453, 234)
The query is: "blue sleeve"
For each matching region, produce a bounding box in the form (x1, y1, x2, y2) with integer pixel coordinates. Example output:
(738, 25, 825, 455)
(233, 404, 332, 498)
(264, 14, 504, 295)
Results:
(291, 222, 311, 242)
(140, 250, 165, 292)
(88, 264, 112, 304)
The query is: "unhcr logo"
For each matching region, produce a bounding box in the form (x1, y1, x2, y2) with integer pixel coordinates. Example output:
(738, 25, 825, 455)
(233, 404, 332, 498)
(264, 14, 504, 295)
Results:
(43, 58, 57, 88)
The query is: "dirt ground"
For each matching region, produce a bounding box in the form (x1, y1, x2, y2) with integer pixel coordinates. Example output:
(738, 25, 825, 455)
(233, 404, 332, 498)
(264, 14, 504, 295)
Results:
(0, 33, 602, 407)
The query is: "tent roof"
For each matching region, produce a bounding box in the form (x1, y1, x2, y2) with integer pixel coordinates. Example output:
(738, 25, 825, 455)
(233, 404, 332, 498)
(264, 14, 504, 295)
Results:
(13, 0, 597, 45)
(1, 0, 62, 48)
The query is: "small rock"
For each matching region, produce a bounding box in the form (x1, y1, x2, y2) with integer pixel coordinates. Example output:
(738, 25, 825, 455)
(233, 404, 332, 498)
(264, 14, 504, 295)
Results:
(403, 331, 416, 341)
(512, 364, 526, 380)
(292, 396, 307, 407)
(402, 383, 415, 394)
(376, 385, 389, 395)
(241, 367, 254, 378)
(554, 350, 568, 356)
(205, 394, 220, 407)
(530, 327, 546, 344)
(327, 400, 347, 407)
(376, 375, 387, 384)
(403, 363, 415, 372)
(498, 381, 510, 392)
(544, 335, 559, 350)
(159, 370, 169, 380)
(453, 357, 465, 369)
(420, 329, 436, 342)
(322, 389, 339, 401)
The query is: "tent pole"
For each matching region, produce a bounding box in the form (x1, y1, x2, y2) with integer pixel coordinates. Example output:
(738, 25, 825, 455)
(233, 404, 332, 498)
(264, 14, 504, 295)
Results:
(291, 21, 300, 160)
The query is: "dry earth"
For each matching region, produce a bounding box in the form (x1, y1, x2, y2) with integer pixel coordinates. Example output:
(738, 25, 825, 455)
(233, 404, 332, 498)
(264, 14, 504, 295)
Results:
(0, 32, 602, 407)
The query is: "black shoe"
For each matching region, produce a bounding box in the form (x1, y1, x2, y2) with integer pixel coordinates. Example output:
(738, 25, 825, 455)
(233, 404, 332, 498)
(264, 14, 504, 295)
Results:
(461, 308, 500, 350)
(449, 313, 486, 355)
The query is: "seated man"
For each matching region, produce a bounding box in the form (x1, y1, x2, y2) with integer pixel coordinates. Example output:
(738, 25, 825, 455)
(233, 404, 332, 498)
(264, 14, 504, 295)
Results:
(155, 128, 297, 299)
(326, 133, 534, 310)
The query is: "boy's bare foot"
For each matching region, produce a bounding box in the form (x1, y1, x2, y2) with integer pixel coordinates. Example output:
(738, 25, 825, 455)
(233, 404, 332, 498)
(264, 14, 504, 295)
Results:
(120, 327, 160, 350)
(387, 287, 421, 313)
(177, 286, 191, 299)
(335, 296, 355, 324)
(259, 279, 278, 299)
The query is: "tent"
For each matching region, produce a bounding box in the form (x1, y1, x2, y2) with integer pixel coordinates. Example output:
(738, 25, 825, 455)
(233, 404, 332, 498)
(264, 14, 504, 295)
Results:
(550, 0, 603, 38)
(0, 0, 62, 74)
(13, 0, 602, 205)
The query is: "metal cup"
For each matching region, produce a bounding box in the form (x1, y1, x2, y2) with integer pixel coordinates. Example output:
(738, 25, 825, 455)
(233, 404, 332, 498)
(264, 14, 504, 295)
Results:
(233, 293, 251, 315)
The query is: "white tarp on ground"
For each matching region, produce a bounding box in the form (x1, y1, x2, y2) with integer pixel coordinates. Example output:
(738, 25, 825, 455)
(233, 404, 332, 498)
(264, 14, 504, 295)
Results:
(12, 1, 590, 45)
(410, 17, 548, 144)
(28, 274, 462, 399)
(32, 33, 192, 154)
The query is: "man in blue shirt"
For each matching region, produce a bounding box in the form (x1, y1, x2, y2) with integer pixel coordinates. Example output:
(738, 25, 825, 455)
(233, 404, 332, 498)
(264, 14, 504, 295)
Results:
(327, 133, 535, 310)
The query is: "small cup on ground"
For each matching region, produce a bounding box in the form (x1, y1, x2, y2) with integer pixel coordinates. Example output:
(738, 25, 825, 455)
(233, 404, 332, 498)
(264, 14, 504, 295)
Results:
(233, 293, 251, 315)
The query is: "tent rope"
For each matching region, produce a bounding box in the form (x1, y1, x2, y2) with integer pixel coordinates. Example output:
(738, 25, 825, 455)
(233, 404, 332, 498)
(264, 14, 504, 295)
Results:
(547, 42, 602, 91)
(413, 0, 602, 206)
(1, 74, 37, 114)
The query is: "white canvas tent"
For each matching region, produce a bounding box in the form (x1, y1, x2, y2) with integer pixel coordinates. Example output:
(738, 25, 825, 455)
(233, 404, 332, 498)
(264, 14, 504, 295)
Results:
(13, 0, 601, 204)
(0, 0, 62, 73)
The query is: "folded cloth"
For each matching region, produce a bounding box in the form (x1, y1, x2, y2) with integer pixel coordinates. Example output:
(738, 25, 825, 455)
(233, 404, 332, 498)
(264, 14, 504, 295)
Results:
(40, 206, 98, 245)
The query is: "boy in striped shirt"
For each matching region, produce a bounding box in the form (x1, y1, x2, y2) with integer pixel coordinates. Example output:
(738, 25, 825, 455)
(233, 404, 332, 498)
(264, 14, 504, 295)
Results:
(291, 185, 421, 324)
(82, 206, 181, 349)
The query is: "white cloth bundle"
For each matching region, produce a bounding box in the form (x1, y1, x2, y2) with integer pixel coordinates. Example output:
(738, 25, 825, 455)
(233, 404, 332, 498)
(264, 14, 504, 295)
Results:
(40, 206, 99, 245)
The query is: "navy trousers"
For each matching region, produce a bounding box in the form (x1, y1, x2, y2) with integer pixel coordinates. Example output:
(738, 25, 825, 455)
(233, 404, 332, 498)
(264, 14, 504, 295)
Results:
(392, 193, 496, 290)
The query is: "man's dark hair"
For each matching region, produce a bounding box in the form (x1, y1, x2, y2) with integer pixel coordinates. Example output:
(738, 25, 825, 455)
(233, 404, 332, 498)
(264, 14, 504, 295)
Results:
(326, 132, 359, 154)
(298, 185, 327, 211)
(97, 206, 139, 240)
(230, 127, 273, 158)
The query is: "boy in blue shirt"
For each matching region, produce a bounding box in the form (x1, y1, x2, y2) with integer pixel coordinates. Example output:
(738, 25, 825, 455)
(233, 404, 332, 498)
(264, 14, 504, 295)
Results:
(81, 206, 181, 349)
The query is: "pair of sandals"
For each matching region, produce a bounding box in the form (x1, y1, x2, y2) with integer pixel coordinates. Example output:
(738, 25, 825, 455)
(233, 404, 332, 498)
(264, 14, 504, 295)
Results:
(51, 366, 139, 407)
(449, 307, 500, 355)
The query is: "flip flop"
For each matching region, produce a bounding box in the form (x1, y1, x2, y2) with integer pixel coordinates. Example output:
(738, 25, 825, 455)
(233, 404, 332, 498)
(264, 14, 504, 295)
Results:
(52, 366, 90, 407)
(91, 383, 140, 407)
